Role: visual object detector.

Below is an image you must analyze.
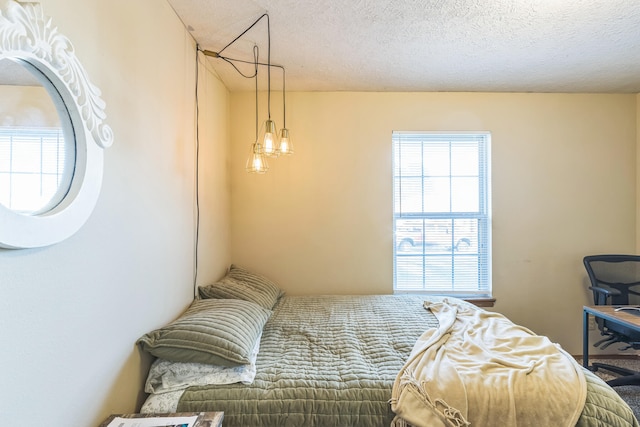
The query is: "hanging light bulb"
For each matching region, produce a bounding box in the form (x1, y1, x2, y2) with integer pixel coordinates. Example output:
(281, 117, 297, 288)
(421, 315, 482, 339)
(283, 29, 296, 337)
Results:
(278, 128, 294, 155)
(245, 45, 268, 174)
(261, 119, 278, 157)
(261, 14, 280, 159)
(277, 66, 293, 156)
(246, 142, 269, 174)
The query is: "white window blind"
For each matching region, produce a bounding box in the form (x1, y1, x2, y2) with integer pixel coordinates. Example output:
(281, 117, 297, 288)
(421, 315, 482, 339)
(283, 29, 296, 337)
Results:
(0, 127, 67, 214)
(393, 132, 491, 296)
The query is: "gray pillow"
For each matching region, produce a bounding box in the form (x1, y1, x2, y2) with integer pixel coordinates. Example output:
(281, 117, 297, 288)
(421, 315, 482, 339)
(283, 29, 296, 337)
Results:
(198, 264, 284, 310)
(137, 298, 271, 366)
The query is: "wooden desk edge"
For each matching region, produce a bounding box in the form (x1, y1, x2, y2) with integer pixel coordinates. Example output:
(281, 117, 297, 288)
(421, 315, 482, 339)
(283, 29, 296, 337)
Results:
(583, 305, 640, 329)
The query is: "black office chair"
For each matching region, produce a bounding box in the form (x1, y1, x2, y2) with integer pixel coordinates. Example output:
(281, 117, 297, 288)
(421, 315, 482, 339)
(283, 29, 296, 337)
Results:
(584, 254, 640, 386)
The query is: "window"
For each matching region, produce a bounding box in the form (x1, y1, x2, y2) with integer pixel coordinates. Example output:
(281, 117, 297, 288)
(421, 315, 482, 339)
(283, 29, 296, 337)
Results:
(393, 132, 491, 296)
(0, 127, 69, 214)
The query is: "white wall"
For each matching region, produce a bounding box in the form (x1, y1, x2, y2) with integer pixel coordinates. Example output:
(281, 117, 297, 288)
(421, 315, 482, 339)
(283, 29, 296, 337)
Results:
(230, 91, 637, 355)
(0, 1, 231, 425)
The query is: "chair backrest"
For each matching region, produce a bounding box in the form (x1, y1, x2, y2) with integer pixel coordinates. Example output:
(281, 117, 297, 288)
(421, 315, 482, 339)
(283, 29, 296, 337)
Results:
(584, 254, 640, 305)
(584, 254, 640, 341)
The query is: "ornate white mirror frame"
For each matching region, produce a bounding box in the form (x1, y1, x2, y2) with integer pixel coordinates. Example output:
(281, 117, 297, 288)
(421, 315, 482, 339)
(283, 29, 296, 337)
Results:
(0, 0, 113, 249)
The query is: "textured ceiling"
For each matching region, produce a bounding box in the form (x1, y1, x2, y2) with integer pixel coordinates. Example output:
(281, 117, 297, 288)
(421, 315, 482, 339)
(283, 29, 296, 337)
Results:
(167, 0, 640, 93)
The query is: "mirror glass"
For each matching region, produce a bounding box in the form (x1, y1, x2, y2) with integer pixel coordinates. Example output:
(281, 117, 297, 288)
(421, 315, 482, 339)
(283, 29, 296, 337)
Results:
(0, 58, 75, 215)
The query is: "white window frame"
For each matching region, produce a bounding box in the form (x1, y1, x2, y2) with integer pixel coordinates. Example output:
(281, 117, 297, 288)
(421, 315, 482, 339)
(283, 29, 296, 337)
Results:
(393, 131, 492, 297)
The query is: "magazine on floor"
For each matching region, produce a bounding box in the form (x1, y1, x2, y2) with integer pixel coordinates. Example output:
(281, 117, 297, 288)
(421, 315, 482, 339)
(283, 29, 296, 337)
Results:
(106, 415, 199, 427)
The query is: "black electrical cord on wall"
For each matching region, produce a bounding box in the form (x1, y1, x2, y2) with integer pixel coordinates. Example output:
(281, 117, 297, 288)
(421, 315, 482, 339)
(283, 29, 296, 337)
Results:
(192, 41, 261, 297)
(193, 47, 201, 299)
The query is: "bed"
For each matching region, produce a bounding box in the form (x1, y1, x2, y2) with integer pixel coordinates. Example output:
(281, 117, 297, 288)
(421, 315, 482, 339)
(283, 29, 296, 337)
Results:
(137, 265, 639, 427)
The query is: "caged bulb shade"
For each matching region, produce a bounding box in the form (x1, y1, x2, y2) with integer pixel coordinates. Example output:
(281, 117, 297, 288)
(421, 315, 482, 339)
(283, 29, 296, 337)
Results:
(246, 142, 269, 174)
(278, 128, 294, 155)
(262, 119, 279, 157)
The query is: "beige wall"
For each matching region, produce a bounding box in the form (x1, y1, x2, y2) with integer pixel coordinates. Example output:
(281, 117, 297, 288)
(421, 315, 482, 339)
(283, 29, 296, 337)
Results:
(230, 91, 637, 355)
(193, 58, 232, 283)
(0, 1, 230, 425)
(637, 94, 640, 251)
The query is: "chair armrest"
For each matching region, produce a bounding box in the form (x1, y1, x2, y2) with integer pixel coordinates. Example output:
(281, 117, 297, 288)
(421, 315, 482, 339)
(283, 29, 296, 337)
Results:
(589, 285, 621, 298)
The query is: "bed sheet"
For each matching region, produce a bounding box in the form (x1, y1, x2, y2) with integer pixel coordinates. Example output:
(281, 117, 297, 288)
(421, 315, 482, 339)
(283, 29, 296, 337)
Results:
(142, 295, 638, 427)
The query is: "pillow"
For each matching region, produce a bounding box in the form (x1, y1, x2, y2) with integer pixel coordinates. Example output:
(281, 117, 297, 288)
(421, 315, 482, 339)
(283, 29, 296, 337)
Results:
(144, 333, 261, 394)
(137, 299, 271, 367)
(198, 264, 284, 310)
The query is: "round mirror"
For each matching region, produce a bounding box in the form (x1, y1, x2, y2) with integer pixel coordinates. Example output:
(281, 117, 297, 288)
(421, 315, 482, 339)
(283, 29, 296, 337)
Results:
(0, 58, 76, 215)
(0, 0, 113, 249)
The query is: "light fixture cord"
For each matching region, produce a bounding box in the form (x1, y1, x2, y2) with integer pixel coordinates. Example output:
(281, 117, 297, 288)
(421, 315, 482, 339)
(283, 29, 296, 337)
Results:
(212, 13, 272, 120)
(282, 66, 286, 128)
(254, 45, 259, 140)
(204, 14, 284, 130)
(193, 47, 201, 298)
(218, 13, 268, 56)
(220, 56, 258, 79)
(266, 14, 271, 120)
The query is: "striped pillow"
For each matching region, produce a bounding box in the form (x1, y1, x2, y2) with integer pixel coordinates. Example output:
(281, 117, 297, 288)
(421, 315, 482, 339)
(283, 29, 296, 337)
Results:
(137, 298, 271, 366)
(198, 264, 284, 310)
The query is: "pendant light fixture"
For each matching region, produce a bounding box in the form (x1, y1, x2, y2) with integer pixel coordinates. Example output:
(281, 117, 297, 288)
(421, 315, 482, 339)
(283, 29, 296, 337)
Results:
(200, 13, 294, 173)
(261, 120, 278, 157)
(260, 14, 278, 158)
(246, 138, 269, 173)
(245, 46, 268, 174)
(278, 67, 293, 155)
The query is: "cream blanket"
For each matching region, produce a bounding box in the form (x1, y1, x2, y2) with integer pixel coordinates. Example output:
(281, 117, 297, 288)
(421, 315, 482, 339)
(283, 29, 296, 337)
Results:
(390, 300, 586, 427)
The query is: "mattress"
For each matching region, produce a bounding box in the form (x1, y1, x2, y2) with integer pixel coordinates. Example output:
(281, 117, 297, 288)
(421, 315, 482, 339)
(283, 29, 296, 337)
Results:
(142, 295, 639, 427)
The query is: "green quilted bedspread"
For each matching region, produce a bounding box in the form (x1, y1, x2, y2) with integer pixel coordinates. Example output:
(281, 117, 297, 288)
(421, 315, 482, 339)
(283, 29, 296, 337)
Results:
(177, 295, 638, 427)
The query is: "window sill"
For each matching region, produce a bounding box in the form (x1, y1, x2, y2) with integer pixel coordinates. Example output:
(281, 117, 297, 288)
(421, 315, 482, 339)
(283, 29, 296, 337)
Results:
(393, 291, 496, 308)
(464, 297, 496, 308)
